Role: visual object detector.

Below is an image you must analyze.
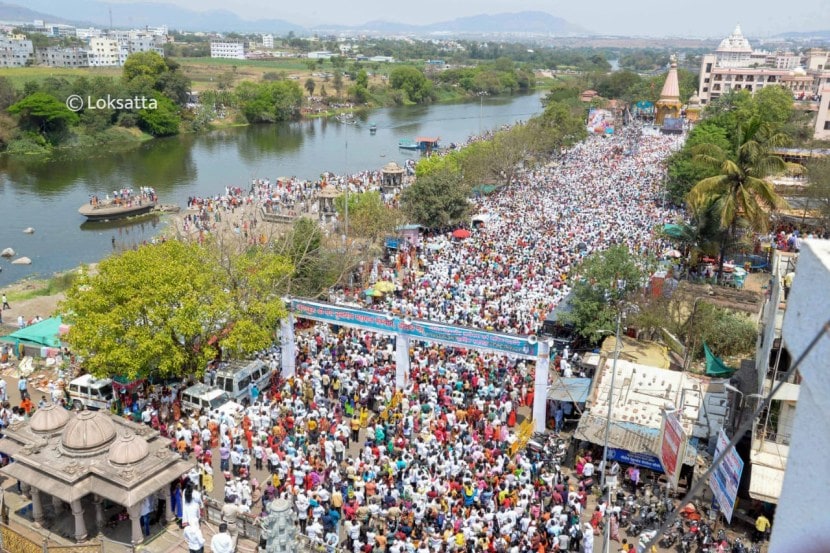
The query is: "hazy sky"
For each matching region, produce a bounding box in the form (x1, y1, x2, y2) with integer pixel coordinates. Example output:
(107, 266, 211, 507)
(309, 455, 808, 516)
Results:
(101, 0, 829, 36)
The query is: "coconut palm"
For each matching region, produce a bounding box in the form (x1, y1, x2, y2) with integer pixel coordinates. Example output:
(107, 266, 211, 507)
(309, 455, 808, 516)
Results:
(686, 116, 791, 282)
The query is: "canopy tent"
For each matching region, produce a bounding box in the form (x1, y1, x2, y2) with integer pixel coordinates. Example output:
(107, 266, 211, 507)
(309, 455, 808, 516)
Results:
(1, 317, 63, 348)
(704, 343, 736, 377)
(452, 229, 471, 239)
(662, 223, 687, 239)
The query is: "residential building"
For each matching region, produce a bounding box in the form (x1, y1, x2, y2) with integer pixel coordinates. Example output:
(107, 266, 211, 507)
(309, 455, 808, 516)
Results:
(35, 46, 89, 67)
(0, 35, 34, 67)
(88, 37, 120, 66)
(369, 55, 394, 63)
(75, 27, 102, 40)
(210, 41, 245, 60)
(698, 25, 814, 105)
(307, 51, 333, 59)
(261, 34, 274, 49)
(768, 240, 830, 551)
(815, 85, 830, 140)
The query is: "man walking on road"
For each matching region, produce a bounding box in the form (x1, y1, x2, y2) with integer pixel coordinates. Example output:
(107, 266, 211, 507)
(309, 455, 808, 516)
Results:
(210, 523, 234, 553)
(18, 377, 27, 401)
(2, 294, 10, 310)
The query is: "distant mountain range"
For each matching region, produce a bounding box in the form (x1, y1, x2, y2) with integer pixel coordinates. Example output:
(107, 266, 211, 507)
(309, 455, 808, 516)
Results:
(0, 2, 85, 26)
(0, 1, 587, 36)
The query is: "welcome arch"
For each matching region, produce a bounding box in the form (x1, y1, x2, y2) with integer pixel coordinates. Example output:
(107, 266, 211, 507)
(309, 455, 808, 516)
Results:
(279, 298, 552, 433)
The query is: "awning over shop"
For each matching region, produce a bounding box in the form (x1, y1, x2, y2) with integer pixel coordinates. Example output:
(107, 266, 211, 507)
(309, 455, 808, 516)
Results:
(547, 377, 591, 403)
(749, 463, 785, 504)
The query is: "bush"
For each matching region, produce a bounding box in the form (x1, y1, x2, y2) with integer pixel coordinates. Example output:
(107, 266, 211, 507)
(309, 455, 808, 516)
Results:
(687, 303, 757, 359)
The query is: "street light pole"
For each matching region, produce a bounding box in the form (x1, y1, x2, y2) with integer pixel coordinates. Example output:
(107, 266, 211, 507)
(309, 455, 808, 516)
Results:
(599, 311, 622, 553)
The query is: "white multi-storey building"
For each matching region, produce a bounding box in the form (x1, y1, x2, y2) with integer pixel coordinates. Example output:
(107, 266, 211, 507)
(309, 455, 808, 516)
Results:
(698, 25, 814, 105)
(87, 37, 120, 66)
(814, 85, 830, 140)
(0, 35, 34, 67)
(261, 34, 274, 49)
(210, 41, 245, 59)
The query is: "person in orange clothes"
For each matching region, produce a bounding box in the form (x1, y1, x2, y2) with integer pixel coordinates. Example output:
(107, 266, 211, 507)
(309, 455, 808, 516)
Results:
(20, 396, 33, 415)
(507, 408, 517, 427)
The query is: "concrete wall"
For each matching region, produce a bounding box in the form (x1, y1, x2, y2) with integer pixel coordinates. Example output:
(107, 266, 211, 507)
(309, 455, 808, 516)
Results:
(770, 239, 830, 551)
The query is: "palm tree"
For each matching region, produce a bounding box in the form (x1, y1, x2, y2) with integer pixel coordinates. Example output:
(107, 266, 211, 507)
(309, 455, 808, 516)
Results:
(686, 116, 791, 282)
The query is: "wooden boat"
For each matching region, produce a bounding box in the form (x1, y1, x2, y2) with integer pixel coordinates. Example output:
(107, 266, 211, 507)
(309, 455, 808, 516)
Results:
(79, 198, 157, 221)
(369, 123, 377, 133)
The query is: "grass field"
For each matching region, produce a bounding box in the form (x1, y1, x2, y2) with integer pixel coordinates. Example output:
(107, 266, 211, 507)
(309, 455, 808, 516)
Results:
(0, 66, 121, 87)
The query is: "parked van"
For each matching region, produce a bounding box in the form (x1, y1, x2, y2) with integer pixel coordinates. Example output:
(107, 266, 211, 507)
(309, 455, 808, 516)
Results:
(67, 374, 114, 410)
(214, 359, 270, 402)
(181, 383, 243, 415)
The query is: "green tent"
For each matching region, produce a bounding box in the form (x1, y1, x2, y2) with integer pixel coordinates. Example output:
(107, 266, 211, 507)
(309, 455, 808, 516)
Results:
(704, 343, 735, 377)
(0, 317, 63, 348)
(662, 223, 686, 239)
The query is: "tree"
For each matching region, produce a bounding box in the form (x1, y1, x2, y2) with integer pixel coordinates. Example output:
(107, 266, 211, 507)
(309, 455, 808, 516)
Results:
(401, 167, 470, 227)
(8, 92, 78, 139)
(0, 76, 18, 110)
(137, 94, 181, 136)
(687, 116, 790, 281)
(60, 240, 292, 379)
(304, 77, 316, 97)
(332, 72, 344, 97)
(665, 121, 732, 204)
(389, 66, 433, 104)
(335, 191, 404, 243)
(123, 51, 168, 83)
(563, 245, 650, 339)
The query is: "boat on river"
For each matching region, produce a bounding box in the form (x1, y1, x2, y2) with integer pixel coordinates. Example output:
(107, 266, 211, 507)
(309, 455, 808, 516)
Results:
(79, 191, 158, 221)
(398, 136, 440, 152)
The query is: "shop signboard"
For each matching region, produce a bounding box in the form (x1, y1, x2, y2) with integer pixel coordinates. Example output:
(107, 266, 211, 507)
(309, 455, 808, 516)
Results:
(607, 448, 664, 472)
(708, 429, 744, 523)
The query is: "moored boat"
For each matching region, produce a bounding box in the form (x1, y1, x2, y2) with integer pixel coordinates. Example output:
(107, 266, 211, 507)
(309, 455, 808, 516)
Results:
(79, 188, 158, 221)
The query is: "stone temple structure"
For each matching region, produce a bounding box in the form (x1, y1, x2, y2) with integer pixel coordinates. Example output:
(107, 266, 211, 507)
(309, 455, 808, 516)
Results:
(0, 405, 194, 543)
(261, 498, 296, 553)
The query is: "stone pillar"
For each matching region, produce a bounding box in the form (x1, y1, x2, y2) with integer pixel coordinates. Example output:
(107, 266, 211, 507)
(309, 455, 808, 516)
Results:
(51, 495, 63, 514)
(160, 485, 175, 523)
(93, 494, 105, 534)
(70, 499, 87, 542)
(533, 341, 551, 434)
(395, 333, 410, 390)
(280, 313, 296, 378)
(30, 488, 44, 527)
(20, 482, 30, 498)
(127, 504, 143, 545)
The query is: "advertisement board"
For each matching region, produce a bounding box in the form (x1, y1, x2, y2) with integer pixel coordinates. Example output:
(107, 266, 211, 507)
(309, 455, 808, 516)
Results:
(607, 448, 664, 472)
(659, 410, 687, 488)
(708, 429, 744, 523)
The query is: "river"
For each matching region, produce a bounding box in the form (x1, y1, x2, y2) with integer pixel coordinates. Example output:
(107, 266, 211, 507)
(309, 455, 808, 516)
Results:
(0, 93, 544, 286)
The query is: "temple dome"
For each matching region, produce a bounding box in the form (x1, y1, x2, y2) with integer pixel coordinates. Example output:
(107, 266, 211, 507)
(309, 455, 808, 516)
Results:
(61, 410, 117, 452)
(107, 431, 150, 465)
(717, 25, 753, 54)
(29, 403, 71, 434)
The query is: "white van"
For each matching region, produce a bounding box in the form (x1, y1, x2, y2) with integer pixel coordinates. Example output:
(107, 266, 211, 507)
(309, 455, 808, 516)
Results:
(213, 359, 270, 402)
(181, 383, 244, 415)
(67, 375, 114, 410)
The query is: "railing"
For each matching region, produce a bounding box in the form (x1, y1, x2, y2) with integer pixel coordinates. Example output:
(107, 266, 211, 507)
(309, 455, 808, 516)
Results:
(755, 427, 792, 446)
(0, 523, 103, 553)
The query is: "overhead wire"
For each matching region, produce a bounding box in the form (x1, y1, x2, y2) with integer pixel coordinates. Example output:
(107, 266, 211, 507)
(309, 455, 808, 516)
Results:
(640, 319, 830, 551)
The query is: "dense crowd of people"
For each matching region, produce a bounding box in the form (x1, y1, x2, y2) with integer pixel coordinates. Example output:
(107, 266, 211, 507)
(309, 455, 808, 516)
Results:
(155, 125, 688, 553)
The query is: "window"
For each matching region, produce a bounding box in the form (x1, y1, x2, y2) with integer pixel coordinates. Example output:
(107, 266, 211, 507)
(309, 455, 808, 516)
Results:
(705, 63, 712, 72)
(239, 375, 252, 391)
(219, 377, 233, 393)
(824, 121, 830, 130)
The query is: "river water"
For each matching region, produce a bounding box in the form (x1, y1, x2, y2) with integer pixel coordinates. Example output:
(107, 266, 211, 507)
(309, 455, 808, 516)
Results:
(0, 93, 544, 286)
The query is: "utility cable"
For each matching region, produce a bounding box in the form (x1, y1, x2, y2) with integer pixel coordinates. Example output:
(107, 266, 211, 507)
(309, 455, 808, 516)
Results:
(640, 319, 829, 552)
